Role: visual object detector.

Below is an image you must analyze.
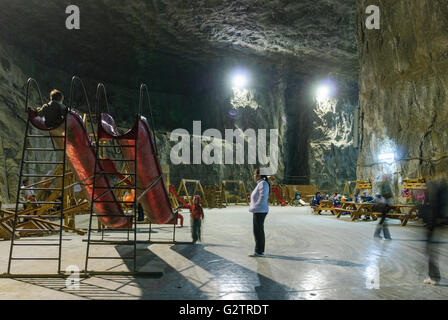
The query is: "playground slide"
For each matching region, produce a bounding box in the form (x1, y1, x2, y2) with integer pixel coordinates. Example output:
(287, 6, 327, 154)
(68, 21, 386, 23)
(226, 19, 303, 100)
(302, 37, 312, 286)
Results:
(28, 109, 132, 229)
(168, 185, 190, 209)
(271, 186, 287, 207)
(98, 113, 176, 224)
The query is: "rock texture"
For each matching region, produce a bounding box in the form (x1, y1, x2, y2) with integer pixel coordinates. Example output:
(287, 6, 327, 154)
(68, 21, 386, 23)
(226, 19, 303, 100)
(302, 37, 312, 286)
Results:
(0, 41, 288, 202)
(0, 0, 362, 202)
(356, 0, 448, 197)
(0, 0, 358, 82)
(283, 74, 358, 192)
(308, 78, 358, 193)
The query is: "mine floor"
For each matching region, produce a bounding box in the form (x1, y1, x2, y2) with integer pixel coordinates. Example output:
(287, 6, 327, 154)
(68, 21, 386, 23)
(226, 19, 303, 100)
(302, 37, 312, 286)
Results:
(0, 206, 447, 300)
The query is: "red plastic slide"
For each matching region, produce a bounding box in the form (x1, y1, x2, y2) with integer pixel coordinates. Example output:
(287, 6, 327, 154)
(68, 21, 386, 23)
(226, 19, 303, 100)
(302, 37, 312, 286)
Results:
(28, 109, 132, 229)
(271, 186, 287, 207)
(168, 185, 190, 209)
(98, 113, 176, 224)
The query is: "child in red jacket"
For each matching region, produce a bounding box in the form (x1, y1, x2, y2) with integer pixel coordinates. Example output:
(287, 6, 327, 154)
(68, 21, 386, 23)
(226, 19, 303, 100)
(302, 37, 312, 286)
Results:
(190, 195, 204, 243)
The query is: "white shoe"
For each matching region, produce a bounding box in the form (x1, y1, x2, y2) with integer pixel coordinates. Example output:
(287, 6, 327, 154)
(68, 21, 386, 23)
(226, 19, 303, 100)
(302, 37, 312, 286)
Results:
(424, 278, 438, 285)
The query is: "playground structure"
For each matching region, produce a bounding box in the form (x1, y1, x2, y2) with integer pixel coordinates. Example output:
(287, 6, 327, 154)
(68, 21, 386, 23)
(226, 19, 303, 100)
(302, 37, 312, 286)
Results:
(343, 180, 372, 199)
(268, 178, 317, 206)
(2, 77, 181, 278)
(203, 184, 225, 209)
(220, 180, 249, 206)
(175, 179, 208, 208)
(400, 177, 426, 222)
(402, 177, 426, 190)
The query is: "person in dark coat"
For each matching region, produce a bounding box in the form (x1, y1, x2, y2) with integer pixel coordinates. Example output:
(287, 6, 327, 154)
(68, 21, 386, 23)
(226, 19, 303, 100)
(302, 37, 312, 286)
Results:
(37, 89, 67, 128)
(374, 174, 393, 240)
(422, 177, 448, 285)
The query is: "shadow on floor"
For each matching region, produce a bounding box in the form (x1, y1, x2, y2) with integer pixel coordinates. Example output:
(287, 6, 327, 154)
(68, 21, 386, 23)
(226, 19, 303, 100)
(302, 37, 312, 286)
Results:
(169, 243, 293, 300)
(260, 254, 366, 267)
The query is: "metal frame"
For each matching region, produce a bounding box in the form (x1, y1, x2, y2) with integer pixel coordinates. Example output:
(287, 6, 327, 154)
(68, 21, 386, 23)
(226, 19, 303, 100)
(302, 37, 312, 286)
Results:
(5, 78, 69, 277)
(82, 82, 169, 277)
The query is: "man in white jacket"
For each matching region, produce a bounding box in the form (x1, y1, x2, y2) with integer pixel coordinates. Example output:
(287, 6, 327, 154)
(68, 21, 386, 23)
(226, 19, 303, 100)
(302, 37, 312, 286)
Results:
(248, 169, 270, 257)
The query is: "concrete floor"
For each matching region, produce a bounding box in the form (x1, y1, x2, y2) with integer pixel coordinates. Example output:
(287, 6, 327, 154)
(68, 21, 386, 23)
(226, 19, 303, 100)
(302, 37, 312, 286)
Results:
(1, 205, 448, 300)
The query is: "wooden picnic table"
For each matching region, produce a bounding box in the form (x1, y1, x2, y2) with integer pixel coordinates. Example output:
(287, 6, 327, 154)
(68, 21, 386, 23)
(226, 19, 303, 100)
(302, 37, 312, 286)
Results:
(332, 201, 377, 221)
(372, 204, 418, 226)
(311, 200, 334, 215)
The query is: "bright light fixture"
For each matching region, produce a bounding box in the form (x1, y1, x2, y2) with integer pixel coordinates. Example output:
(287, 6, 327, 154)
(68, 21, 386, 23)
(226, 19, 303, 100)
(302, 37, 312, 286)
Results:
(316, 85, 330, 102)
(231, 69, 250, 89)
(378, 153, 395, 163)
(232, 74, 248, 88)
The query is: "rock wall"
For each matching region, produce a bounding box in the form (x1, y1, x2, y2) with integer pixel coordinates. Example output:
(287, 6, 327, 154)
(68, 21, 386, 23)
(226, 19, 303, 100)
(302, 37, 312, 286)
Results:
(284, 74, 358, 193)
(356, 0, 448, 197)
(308, 78, 359, 193)
(0, 40, 288, 202)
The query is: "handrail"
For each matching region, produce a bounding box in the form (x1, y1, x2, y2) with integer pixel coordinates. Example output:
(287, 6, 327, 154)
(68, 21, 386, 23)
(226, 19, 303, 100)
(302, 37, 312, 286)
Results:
(96, 83, 110, 116)
(25, 78, 45, 112)
(69, 76, 96, 142)
(95, 83, 122, 154)
(138, 83, 158, 155)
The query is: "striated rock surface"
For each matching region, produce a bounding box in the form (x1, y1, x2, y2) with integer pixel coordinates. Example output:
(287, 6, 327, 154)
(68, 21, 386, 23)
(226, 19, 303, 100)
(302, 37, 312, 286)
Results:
(308, 78, 358, 193)
(356, 0, 448, 197)
(0, 41, 288, 202)
(0, 0, 363, 202)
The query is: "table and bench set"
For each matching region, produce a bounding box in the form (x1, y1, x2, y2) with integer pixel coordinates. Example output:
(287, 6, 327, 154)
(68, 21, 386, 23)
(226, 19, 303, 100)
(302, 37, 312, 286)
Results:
(311, 200, 419, 226)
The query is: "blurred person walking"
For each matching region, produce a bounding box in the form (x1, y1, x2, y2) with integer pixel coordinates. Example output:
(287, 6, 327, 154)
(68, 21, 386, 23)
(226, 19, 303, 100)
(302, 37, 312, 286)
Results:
(374, 174, 393, 240)
(421, 176, 448, 285)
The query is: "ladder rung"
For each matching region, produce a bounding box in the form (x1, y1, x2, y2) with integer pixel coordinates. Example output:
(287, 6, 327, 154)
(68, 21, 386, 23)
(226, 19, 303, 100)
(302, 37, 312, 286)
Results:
(89, 228, 133, 232)
(97, 172, 136, 176)
(87, 257, 134, 260)
(24, 161, 64, 165)
(93, 200, 135, 204)
(18, 215, 60, 218)
(88, 241, 135, 246)
(91, 214, 136, 217)
(27, 135, 65, 138)
(22, 174, 63, 178)
(99, 145, 135, 148)
(15, 229, 56, 232)
(18, 201, 62, 205)
(94, 187, 135, 190)
(10, 257, 59, 260)
(26, 148, 64, 151)
(21, 188, 62, 191)
(12, 243, 60, 247)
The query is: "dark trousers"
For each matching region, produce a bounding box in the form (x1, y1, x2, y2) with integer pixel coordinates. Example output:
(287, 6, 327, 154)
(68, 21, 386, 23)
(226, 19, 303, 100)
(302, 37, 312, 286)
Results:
(191, 218, 202, 242)
(253, 213, 267, 254)
(427, 226, 441, 281)
(374, 204, 391, 239)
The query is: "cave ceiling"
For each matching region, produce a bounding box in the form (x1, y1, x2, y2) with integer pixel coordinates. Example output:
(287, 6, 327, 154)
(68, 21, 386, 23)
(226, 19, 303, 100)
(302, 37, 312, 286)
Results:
(0, 0, 358, 91)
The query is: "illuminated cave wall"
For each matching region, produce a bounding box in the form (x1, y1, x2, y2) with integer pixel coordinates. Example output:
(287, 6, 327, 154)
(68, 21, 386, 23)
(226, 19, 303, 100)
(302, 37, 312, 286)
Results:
(356, 0, 448, 197)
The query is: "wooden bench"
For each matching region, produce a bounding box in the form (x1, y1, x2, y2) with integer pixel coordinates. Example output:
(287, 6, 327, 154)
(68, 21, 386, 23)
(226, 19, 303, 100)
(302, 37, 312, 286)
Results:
(371, 204, 418, 226)
(311, 200, 334, 215)
(332, 207, 357, 219)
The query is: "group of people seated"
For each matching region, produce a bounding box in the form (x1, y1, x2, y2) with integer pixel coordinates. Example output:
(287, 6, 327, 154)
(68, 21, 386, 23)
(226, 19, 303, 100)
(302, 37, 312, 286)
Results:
(311, 190, 377, 215)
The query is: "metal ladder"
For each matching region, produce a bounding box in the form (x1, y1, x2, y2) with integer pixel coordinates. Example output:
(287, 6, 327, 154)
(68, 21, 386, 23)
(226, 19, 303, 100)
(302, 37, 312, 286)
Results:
(5, 78, 68, 276)
(83, 83, 140, 276)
